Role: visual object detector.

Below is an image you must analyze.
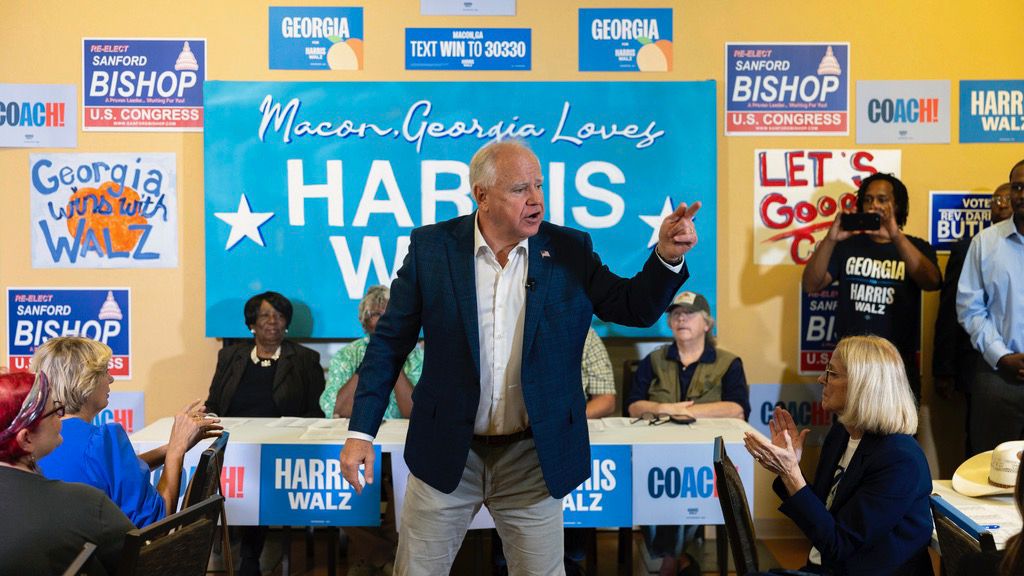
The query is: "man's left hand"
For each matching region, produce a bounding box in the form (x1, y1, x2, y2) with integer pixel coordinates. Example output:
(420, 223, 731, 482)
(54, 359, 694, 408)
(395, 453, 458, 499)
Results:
(657, 201, 702, 262)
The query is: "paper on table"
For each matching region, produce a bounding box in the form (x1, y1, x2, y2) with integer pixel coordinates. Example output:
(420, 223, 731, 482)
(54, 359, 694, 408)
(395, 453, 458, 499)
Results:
(299, 428, 349, 441)
(309, 418, 349, 429)
(217, 418, 250, 430)
(587, 420, 605, 433)
(601, 417, 634, 428)
(264, 418, 296, 427)
(950, 502, 1023, 548)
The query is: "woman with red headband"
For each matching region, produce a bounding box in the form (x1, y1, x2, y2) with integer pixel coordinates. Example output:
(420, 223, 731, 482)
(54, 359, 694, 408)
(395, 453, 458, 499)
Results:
(0, 371, 133, 574)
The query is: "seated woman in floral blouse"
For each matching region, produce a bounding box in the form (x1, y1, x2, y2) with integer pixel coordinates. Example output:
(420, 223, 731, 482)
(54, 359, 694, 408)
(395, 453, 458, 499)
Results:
(319, 284, 423, 419)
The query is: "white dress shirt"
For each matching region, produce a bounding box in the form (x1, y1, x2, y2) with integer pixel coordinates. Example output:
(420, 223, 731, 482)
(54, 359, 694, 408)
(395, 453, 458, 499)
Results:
(473, 215, 530, 435)
(957, 218, 1024, 368)
(348, 219, 686, 442)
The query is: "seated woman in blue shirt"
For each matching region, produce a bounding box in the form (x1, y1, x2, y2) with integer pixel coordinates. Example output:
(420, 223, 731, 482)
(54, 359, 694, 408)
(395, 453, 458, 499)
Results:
(745, 335, 932, 575)
(35, 336, 221, 527)
(627, 291, 751, 576)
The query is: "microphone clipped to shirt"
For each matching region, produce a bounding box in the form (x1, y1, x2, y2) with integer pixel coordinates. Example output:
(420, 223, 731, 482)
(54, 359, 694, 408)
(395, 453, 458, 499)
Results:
(525, 278, 536, 292)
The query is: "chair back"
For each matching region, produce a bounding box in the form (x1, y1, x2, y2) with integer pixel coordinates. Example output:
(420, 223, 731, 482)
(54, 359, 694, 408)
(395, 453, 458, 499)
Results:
(116, 494, 223, 576)
(183, 431, 229, 508)
(61, 542, 97, 576)
(713, 436, 759, 575)
(620, 360, 639, 417)
(931, 495, 996, 576)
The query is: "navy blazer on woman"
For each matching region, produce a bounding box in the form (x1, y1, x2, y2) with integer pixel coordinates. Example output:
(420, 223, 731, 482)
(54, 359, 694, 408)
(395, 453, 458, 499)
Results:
(773, 424, 933, 576)
(351, 215, 687, 498)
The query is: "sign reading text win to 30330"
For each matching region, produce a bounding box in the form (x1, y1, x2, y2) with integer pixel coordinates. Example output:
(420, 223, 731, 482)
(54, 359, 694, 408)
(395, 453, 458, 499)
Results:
(203, 81, 717, 338)
(405, 28, 530, 70)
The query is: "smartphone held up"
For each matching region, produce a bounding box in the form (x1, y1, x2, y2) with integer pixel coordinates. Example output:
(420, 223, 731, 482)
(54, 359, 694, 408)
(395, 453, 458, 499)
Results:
(840, 212, 881, 232)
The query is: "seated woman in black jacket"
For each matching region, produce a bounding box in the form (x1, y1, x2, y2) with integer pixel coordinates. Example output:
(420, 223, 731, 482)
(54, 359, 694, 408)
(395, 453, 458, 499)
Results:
(204, 291, 326, 576)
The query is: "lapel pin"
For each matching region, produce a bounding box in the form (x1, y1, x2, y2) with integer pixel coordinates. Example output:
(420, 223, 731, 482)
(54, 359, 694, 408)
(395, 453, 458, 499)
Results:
(540, 250, 550, 258)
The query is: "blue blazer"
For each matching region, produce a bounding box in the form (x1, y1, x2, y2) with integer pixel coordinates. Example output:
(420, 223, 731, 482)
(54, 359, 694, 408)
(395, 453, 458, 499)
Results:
(774, 425, 933, 576)
(351, 215, 687, 497)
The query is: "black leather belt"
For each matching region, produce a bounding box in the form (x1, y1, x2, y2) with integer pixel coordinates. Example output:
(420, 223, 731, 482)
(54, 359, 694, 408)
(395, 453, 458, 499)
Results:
(472, 427, 533, 446)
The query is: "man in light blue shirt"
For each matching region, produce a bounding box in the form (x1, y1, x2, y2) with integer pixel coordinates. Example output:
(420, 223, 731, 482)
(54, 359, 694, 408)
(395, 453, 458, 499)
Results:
(957, 159, 1024, 453)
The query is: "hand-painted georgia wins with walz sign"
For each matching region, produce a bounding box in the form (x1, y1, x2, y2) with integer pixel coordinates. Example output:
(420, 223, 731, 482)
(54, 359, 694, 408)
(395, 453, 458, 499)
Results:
(30, 153, 178, 268)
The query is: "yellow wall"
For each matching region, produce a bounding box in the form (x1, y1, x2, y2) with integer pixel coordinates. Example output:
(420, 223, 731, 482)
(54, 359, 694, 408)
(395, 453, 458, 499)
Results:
(2, 0, 1020, 529)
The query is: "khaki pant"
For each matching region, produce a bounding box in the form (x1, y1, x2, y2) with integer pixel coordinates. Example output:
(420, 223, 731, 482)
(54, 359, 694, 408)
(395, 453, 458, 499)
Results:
(395, 438, 564, 576)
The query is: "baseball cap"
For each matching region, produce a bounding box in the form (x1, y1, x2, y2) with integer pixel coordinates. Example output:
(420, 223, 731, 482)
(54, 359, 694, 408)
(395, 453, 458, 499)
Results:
(667, 291, 710, 315)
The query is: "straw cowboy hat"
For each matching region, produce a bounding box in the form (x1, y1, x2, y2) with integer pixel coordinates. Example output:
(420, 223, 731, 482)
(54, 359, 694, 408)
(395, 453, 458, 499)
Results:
(952, 440, 1024, 497)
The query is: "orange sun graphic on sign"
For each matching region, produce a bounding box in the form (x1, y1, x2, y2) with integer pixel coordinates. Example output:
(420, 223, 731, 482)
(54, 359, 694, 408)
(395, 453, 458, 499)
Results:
(65, 181, 150, 255)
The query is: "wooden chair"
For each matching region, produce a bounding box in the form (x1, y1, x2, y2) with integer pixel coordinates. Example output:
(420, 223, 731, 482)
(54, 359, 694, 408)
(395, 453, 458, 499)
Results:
(116, 494, 223, 576)
(183, 432, 229, 508)
(61, 542, 97, 576)
(931, 495, 996, 576)
(182, 431, 232, 575)
(714, 435, 760, 576)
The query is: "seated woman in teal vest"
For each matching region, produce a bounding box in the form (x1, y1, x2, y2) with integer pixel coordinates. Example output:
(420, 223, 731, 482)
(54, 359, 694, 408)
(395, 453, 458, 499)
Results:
(626, 291, 750, 576)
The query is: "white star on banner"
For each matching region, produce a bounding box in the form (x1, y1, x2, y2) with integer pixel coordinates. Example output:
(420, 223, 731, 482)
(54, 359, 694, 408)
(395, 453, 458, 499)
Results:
(638, 197, 676, 248)
(215, 194, 274, 250)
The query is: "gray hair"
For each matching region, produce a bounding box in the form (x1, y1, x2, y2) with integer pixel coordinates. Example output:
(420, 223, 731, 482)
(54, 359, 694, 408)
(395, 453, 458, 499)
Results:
(469, 139, 537, 191)
(358, 285, 390, 333)
(833, 335, 918, 435)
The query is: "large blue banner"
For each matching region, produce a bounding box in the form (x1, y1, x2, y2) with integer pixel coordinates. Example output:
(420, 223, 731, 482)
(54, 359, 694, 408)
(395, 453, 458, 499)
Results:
(204, 81, 716, 338)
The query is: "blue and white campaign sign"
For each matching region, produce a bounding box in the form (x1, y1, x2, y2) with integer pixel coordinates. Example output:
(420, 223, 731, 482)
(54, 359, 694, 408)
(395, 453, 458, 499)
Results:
(632, 442, 752, 524)
(929, 191, 994, 252)
(0, 84, 77, 148)
(83, 38, 204, 131)
(726, 43, 849, 136)
(30, 153, 178, 268)
(749, 383, 835, 447)
(204, 81, 717, 338)
(269, 7, 364, 71)
(392, 444, 632, 529)
(138, 439, 261, 525)
(855, 80, 950, 144)
(578, 8, 672, 72)
(799, 281, 838, 374)
(260, 444, 381, 526)
(960, 80, 1024, 143)
(421, 0, 515, 16)
(7, 288, 131, 378)
(563, 445, 632, 527)
(406, 28, 530, 70)
(92, 391, 145, 433)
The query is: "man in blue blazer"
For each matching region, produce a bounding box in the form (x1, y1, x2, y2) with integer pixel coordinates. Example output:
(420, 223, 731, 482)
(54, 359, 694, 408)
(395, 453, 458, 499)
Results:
(340, 140, 700, 575)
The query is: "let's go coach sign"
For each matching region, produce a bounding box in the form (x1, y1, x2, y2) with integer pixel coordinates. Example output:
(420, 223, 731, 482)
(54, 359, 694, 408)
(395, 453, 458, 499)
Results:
(204, 81, 717, 338)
